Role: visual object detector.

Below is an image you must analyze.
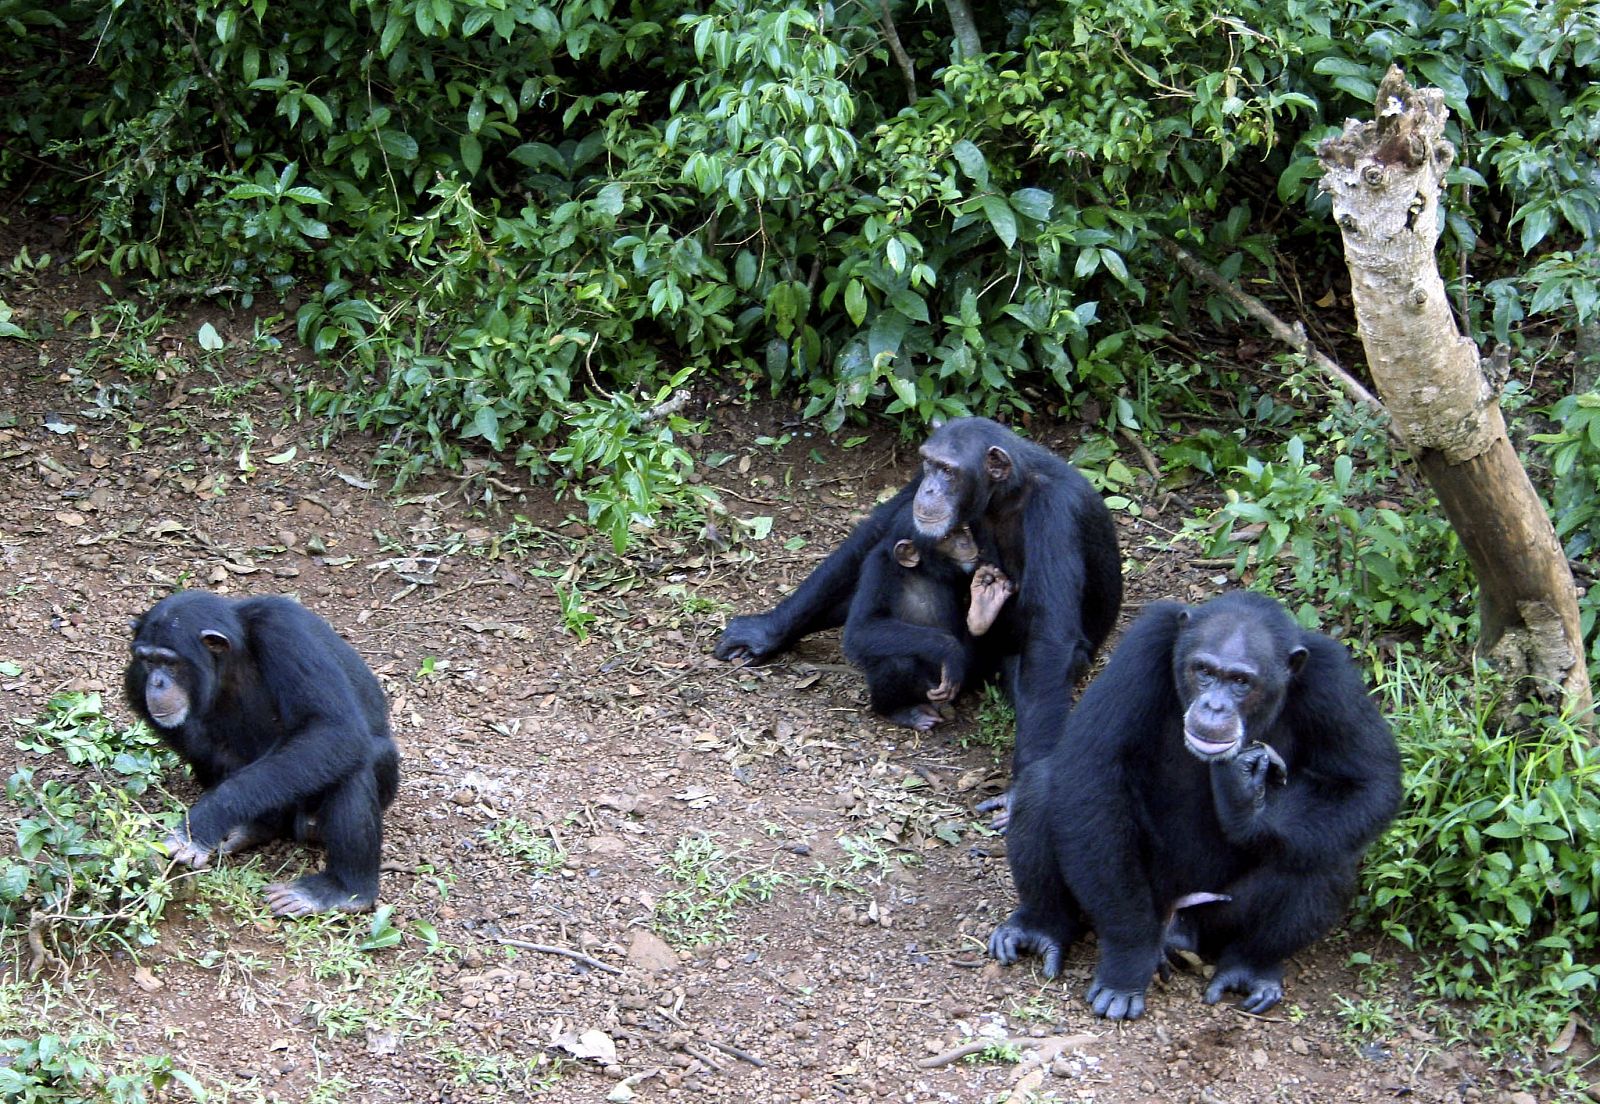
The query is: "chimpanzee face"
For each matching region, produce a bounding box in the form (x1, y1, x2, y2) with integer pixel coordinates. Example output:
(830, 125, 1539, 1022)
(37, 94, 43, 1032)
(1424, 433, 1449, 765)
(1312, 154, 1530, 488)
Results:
(913, 436, 1013, 542)
(126, 599, 235, 731)
(1174, 607, 1306, 761)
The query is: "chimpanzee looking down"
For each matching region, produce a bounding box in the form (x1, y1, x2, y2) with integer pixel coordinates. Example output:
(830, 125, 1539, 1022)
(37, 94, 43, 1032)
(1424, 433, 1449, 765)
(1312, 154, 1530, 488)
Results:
(988, 591, 1402, 1019)
(124, 590, 400, 917)
(715, 416, 1121, 772)
(841, 524, 1014, 731)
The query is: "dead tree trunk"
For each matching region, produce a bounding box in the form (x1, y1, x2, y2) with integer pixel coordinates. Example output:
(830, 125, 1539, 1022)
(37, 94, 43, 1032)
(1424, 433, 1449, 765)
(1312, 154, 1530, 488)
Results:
(1318, 66, 1593, 721)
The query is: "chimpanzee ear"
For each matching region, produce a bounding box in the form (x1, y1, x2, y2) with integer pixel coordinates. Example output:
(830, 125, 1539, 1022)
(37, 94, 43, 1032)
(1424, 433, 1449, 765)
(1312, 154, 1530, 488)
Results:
(200, 629, 233, 655)
(1287, 645, 1309, 675)
(985, 445, 1013, 483)
(893, 539, 921, 569)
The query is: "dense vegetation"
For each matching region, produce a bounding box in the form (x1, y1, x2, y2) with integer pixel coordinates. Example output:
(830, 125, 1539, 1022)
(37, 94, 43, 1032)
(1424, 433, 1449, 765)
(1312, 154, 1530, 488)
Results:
(3, 0, 1598, 1081)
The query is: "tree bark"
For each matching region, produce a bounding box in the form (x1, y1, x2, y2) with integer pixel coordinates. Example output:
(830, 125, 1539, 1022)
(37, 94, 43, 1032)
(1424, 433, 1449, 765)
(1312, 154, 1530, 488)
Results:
(943, 0, 981, 62)
(1318, 66, 1593, 721)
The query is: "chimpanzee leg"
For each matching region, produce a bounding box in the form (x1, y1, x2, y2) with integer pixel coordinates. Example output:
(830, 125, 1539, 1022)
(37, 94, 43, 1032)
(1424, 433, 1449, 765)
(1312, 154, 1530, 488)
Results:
(987, 779, 1084, 977)
(264, 767, 385, 917)
(1194, 864, 1355, 1012)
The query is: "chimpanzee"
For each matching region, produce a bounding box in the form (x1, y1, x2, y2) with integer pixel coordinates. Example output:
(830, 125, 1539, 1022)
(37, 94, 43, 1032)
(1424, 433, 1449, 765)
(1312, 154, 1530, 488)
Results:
(841, 525, 1014, 730)
(715, 417, 1121, 772)
(124, 590, 401, 917)
(988, 591, 1402, 1019)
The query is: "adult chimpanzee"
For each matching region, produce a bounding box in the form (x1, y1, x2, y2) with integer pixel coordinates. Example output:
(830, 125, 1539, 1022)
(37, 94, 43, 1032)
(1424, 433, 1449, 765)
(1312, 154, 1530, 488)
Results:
(840, 525, 1014, 730)
(124, 590, 400, 917)
(716, 416, 1121, 772)
(988, 591, 1401, 1019)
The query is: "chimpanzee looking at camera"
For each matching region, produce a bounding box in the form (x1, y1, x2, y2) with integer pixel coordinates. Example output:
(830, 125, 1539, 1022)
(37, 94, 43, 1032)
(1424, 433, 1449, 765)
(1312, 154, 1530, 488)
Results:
(988, 591, 1401, 1019)
(841, 524, 1014, 730)
(715, 416, 1121, 773)
(124, 590, 400, 917)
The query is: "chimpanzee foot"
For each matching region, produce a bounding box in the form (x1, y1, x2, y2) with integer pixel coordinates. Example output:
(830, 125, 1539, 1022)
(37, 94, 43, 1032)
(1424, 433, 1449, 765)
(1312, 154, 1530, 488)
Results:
(987, 910, 1073, 977)
(1204, 962, 1284, 1013)
(975, 790, 1012, 832)
(967, 564, 1015, 637)
(888, 703, 946, 731)
(161, 830, 214, 869)
(265, 873, 377, 917)
(1087, 979, 1148, 1021)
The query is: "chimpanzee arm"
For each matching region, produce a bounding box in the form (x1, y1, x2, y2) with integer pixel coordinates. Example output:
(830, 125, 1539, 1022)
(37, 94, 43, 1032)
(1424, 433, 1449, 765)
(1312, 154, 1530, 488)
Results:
(714, 482, 917, 662)
(1213, 634, 1401, 863)
(1007, 484, 1096, 771)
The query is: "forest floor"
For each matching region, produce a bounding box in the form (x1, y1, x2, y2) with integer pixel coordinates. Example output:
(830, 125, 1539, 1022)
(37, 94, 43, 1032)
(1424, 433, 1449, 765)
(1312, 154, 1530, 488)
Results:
(0, 231, 1580, 1103)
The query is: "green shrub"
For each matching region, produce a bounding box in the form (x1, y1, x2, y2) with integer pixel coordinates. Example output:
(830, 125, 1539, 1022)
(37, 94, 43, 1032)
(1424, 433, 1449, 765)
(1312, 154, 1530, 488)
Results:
(1363, 656, 1599, 1056)
(2, 694, 181, 959)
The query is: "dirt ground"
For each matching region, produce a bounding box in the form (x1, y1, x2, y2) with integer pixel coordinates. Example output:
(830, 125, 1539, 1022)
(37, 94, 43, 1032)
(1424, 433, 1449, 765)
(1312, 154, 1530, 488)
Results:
(0, 240, 1565, 1103)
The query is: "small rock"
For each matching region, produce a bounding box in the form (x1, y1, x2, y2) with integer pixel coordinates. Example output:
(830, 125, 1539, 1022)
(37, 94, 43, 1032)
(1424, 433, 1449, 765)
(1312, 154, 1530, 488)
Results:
(626, 930, 679, 974)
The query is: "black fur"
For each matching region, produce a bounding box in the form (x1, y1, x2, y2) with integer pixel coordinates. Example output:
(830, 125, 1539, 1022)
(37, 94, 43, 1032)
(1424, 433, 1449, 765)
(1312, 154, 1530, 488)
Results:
(125, 590, 399, 915)
(989, 592, 1402, 1019)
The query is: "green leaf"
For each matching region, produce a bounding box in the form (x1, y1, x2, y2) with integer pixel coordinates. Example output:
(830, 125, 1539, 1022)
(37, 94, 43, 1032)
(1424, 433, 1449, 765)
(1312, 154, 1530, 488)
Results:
(952, 139, 988, 186)
(302, 92, 333, 129)
(844, 279, 867, 327)
(472, 406, 503, 449)
(888, 288, 928, 324)
(460, 133, 482, 176)
(981, 195, 1017, 249)
(197, 322, 224, 351)
(1009, 187, 1053, 221)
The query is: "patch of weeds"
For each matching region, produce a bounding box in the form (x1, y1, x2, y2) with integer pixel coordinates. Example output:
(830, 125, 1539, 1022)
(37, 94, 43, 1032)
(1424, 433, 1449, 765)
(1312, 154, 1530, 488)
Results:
(806, 834, 924, 895)
(0, 1031, 206, 1103)
(1362, 653, 1600, 1064)
(654, 834, 784, 945)
(481, 818, 566, 875)
(552, 581, 596, 641)
(963, 1040, 1025, 1064)
(76, 292, 174, 378)
(1334, 994, 1398, 1040)
(962, 684, 1015, 754)
(290, 910, 451, 1043)
(434, 1044, 564, 1093)
(2, 694, 183, 961)
(657, 582, 728, 618)
(1008, 994, 1059, 1024)
(305, 1076, 355, 1104)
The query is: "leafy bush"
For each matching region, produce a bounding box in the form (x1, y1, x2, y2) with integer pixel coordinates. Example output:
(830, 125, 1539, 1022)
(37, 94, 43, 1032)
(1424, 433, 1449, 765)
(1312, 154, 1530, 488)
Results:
(1189, 416, 1473, 648)
(1, 694, 181, 960)
(5, 1, 1597, 549)
(1533, 388, 1600, 664)
(1363, 656, 1599, 1057)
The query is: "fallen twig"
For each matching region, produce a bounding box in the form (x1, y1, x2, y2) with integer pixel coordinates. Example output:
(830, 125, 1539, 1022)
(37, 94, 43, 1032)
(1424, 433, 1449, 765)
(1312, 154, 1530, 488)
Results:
(494, 937, 623, 975)
(916, 1032, 1098, 1070)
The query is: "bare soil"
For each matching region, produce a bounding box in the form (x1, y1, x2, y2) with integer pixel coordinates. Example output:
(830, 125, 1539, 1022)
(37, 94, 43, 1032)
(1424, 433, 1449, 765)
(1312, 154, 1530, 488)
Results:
(0, 237, 1550, 1103)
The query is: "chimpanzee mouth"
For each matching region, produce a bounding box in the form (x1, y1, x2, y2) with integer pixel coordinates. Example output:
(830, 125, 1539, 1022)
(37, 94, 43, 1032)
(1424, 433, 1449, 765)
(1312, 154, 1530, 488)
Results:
(1182, 726, 1239, 761)
(911, 510, 952, 538)
(147, 704, 189, 728)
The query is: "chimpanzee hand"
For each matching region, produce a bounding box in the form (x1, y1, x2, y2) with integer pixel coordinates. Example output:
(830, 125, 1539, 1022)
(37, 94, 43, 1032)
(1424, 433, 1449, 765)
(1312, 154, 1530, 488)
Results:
(1209, 742, 1283, 843)
(713, 614, 785, 662)
(926, 663, 961, 703)
(161, 828, 214, 870)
